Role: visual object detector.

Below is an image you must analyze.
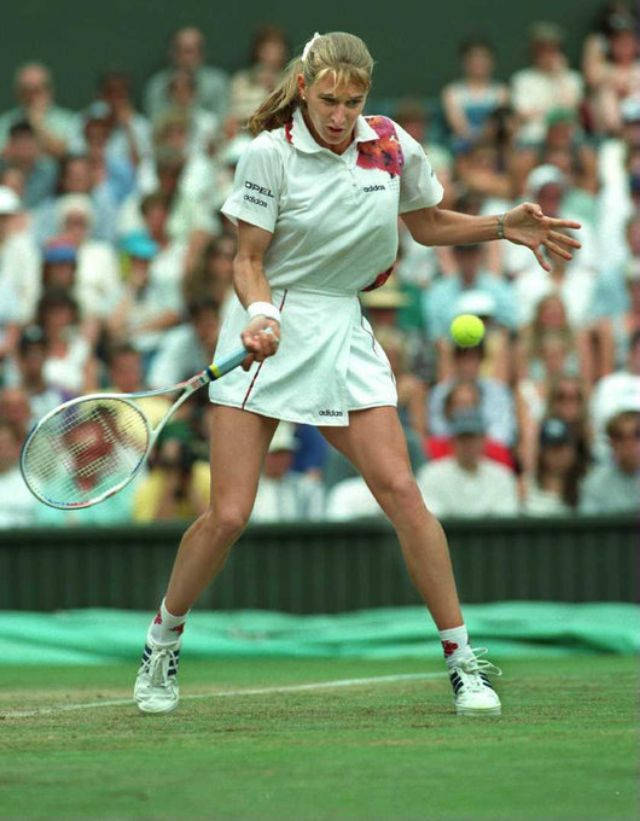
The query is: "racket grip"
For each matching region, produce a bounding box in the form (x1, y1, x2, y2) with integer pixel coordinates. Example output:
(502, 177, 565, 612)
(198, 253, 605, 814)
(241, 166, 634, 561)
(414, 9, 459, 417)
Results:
(206, 347, 248, 380)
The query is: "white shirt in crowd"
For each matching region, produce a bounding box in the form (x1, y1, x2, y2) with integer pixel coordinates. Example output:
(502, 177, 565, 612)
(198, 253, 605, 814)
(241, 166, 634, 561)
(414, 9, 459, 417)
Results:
(0, 231, 40, 327)
(416, 457, 518, 518)
(251, 474, 325, 523)
(325, 477, 384, 521)
(0, 466, 38, 527)
(513, 264, 596, 328)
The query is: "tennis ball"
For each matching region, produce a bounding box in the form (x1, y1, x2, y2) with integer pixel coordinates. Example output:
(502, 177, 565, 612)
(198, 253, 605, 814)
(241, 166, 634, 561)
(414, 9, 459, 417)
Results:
(450, 314, 485, 347)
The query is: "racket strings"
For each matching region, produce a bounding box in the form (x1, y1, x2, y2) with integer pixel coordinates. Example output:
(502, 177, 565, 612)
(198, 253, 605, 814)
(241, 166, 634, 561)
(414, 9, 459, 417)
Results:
(22, 398, 150, 508)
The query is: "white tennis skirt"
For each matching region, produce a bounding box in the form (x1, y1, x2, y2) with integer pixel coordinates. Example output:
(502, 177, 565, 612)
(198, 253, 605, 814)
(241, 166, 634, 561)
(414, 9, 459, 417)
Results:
(209, 288, 397, 426)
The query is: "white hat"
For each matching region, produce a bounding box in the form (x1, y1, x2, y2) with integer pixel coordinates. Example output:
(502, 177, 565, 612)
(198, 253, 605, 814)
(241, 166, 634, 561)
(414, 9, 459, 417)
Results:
(268, 422, 297, 453)
(526, 164, 567, 195)
(455, 289, 496, 317)
(57, 193, 94, 229)
(0, 185, 21, 215)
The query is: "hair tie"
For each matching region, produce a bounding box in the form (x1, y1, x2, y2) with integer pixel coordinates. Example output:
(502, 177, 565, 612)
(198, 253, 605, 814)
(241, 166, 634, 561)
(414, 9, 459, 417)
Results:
(302, 32, 321, 62)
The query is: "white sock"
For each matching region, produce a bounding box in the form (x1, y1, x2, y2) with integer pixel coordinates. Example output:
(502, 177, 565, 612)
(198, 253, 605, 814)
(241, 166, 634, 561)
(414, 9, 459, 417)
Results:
(147, 598, 189, 647)
(438, 624, 470, 665)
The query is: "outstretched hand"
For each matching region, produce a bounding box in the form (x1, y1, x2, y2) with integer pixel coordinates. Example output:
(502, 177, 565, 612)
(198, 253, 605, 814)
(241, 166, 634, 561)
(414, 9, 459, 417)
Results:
(503, 202, 581, 272)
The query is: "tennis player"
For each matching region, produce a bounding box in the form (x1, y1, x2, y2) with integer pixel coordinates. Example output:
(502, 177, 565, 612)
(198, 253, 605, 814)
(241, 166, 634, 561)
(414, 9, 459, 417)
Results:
(135, 32, 581, 716)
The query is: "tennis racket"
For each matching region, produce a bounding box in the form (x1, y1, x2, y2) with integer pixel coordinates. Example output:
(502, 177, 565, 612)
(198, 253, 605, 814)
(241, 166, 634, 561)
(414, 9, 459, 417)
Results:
(20, 345, 249, 510)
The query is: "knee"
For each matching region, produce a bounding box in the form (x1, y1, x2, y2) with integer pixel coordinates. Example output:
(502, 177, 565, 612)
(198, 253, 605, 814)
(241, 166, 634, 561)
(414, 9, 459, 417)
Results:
(373, 471, 424, 509)
(202, 506, 251, 543)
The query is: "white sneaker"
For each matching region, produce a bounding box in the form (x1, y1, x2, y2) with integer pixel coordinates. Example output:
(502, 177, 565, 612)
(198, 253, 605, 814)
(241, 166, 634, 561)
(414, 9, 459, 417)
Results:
(448, 647, 502, 717)
(134, 640, 180, 714)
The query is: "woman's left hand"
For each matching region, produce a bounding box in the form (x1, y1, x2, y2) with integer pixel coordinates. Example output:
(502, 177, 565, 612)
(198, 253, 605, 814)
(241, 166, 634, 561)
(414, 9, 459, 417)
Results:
(503, 202, 582, 272)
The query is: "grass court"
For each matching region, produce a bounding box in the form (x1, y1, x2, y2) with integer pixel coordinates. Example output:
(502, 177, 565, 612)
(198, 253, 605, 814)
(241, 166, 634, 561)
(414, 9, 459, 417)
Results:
(1, 655, 637, 818)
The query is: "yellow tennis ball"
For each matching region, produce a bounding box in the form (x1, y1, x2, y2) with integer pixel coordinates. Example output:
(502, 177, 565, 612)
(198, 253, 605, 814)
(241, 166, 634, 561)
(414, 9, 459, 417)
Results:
(450, 314, 485, 347)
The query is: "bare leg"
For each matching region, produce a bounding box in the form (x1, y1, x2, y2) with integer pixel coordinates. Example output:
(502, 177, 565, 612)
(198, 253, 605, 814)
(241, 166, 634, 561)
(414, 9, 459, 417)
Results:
(320, 407, 463, 629)
(164, 406, 278, 615)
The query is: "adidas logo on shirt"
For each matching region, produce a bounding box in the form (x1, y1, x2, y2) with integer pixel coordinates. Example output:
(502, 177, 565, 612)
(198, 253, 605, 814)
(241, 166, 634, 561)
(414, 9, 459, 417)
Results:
(362, 184, 386, 193)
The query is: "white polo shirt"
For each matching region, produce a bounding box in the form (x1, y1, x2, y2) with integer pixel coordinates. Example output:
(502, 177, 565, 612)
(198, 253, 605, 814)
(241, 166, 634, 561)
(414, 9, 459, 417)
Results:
(211, 108, 443, 425)
(221, 107, 443, 294)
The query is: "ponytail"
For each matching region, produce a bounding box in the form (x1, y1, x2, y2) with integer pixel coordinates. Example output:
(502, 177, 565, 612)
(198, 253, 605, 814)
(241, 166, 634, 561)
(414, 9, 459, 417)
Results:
(247, 32, 374, 137)
(248, 57, 304, 136)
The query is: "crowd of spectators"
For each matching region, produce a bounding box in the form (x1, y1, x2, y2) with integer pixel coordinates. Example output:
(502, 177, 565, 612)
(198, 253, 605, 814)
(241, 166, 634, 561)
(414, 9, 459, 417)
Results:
(0, 7, 639, 528)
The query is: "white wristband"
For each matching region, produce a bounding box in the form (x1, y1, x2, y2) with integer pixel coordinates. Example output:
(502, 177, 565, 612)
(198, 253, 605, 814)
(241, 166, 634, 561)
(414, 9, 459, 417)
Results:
(247, 301, 281, 323)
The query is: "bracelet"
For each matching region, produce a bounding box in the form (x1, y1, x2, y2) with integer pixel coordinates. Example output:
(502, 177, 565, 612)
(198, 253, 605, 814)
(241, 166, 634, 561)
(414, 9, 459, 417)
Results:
(247, 301, 281, 323)
(497, 213, 506, 240)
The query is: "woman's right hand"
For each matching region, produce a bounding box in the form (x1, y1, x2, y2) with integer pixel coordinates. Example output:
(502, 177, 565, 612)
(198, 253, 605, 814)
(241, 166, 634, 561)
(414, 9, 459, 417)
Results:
(240, 316, 281, 370)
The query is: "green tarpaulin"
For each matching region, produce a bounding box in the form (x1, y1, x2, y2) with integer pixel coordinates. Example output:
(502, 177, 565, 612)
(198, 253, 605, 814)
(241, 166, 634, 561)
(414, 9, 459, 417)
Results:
(1, 602, 638, 664)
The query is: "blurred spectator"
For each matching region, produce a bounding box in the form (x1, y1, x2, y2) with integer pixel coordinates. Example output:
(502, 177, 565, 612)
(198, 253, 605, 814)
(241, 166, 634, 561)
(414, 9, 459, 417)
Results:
(0, 121, 57, 208)
(375, 325, 427, 438)
(423, 244, 514, 341)
(32, 154, 119, 245)
(122, 135, 218, 271)
(538, 108, 598, 201)
(106, 342, 171, 428)
(589, 329, 640, 460)
(135, 192, 189, 287)
(107, 232, 182, 365)
(0, 386, 31, 441)
(511, 22, 584, 146)
(133, 435, 209, 522)
(579, 409, 640, 512)
(422, 243, 515, 381)
(597, 97, 640, 271)
(36, 288, 97, 395)
(425, 379, 516, 469)
(545, 375, 592, 468)
(80, 104, 137, 210)
(161, 69, 219, 158)
(144, 27, 229, 122)
(228, 25, 289, 128)
(442, 39, 509, 153)
(517, 294, 588, 426)
(496, 164, 598, 279)
(0, 63, 76, 158)
(521, 417, 583, 515)
(583, 9, 640, 134)
(53, 194, 121, 335)
(589, 213, 640, 373)
(417, 409, 518, 517)
(183, 234, 235, 311)
(0, 186, 40, 361)
(513, 228, 596, 332)
(0, 419, 37, 527)
(251, 422, 325, 522)
(93, 71, 152, 168)
(4, 326, 66, 426)
(429, 344, 517, 447)
(147, 298, 219, 389)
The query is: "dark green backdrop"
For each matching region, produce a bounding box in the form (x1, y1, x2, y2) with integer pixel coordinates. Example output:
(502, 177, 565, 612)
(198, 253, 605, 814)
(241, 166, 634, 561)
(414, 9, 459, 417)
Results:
(1, 0, 604, 111)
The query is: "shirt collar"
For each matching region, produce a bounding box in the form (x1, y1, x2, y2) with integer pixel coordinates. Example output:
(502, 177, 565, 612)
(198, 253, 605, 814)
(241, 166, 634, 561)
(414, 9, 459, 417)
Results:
(289, 107, 380, 154)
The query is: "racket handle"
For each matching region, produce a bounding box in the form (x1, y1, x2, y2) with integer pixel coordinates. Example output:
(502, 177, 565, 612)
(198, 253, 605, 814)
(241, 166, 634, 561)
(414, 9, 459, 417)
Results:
(206, 347, 248, 380)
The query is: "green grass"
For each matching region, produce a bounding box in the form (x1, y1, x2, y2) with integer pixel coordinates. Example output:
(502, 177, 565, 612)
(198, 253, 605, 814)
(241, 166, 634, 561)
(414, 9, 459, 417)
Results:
(0, 656, 637, 819)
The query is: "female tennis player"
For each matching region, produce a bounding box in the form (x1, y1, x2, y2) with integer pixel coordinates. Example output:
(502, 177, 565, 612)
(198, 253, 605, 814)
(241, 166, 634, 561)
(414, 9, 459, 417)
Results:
(135, 31, 581, 716)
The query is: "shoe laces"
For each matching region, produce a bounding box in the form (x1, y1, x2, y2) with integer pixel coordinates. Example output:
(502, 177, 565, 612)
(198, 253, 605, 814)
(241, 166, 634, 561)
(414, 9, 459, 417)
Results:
(141, 647, 178, 688)
(454, 647, 502, 692)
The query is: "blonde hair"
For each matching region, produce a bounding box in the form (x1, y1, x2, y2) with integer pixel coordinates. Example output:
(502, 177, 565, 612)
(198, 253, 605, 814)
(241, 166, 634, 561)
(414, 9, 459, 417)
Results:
(248, 31, 374, 136)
